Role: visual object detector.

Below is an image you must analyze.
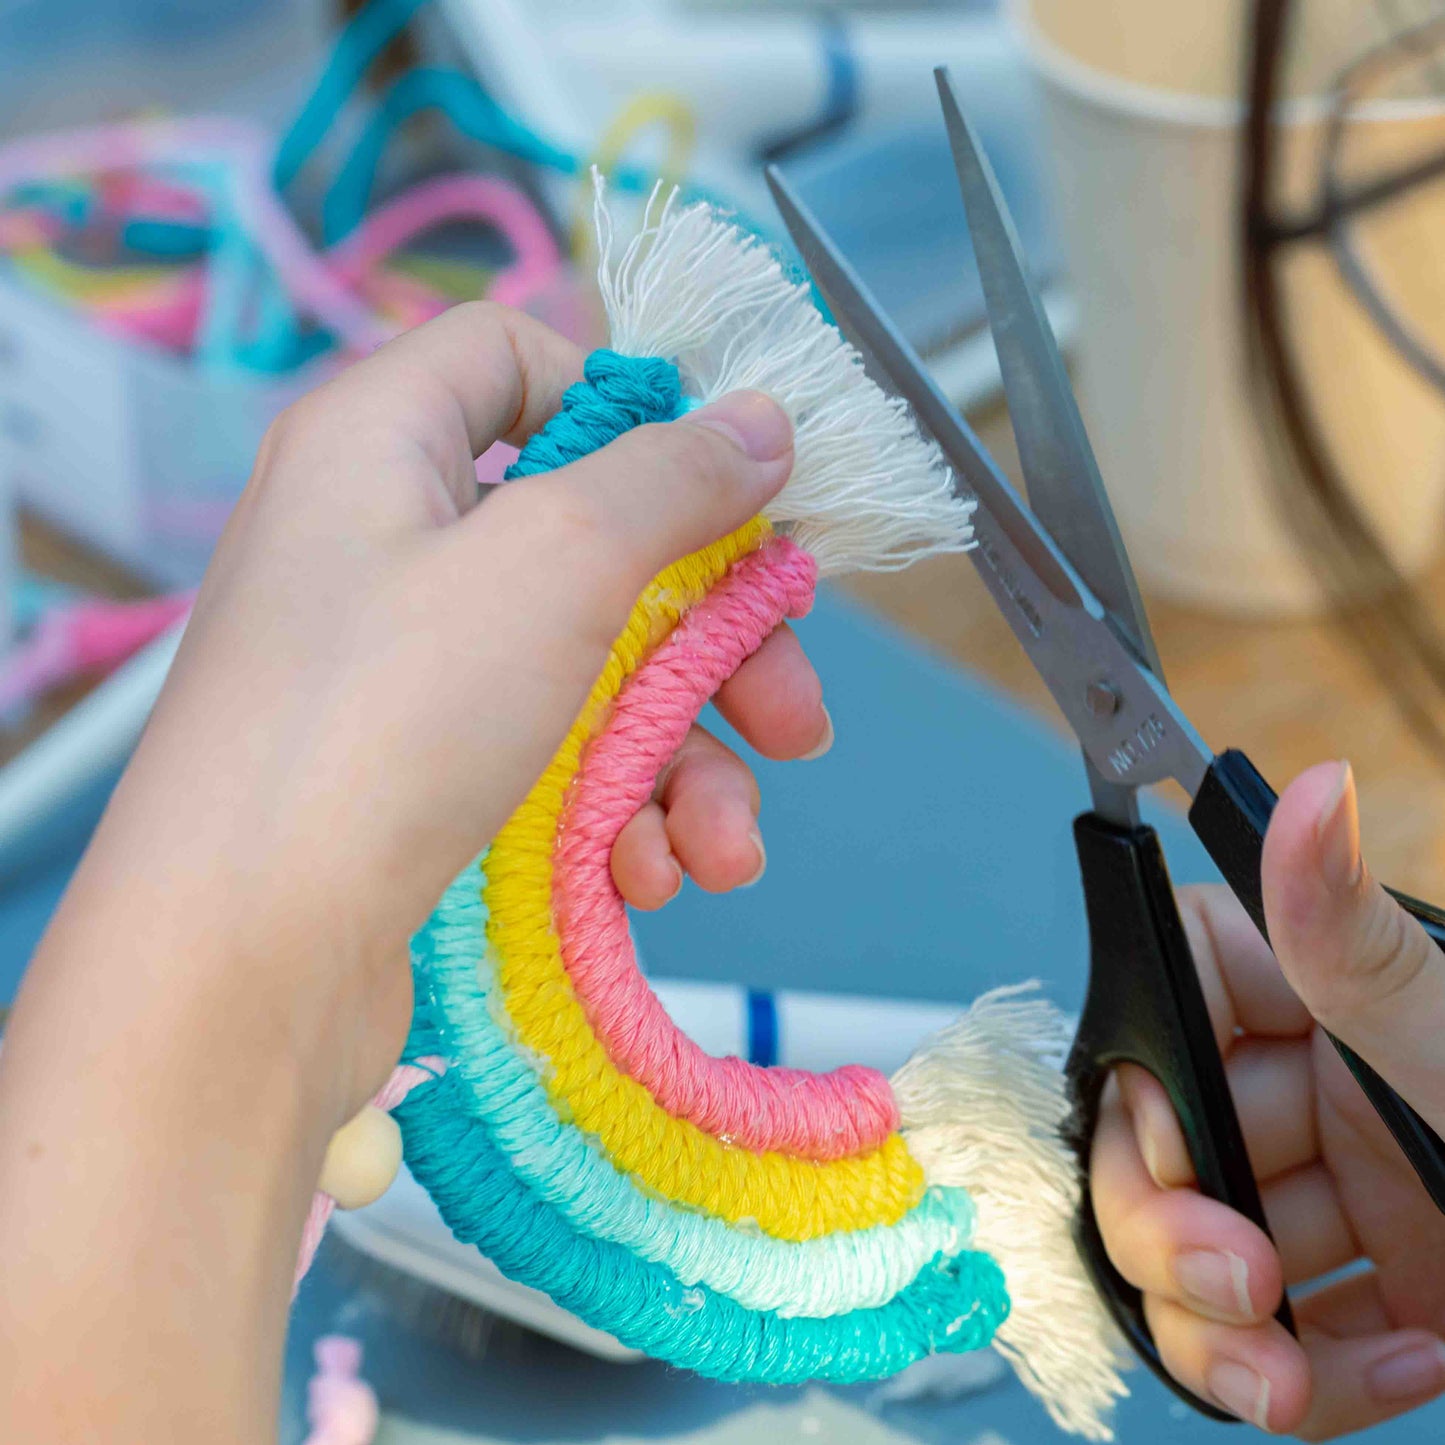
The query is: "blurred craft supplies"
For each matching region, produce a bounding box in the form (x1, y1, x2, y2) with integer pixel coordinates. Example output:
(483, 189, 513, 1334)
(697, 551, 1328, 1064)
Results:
(0, 587, 192, 722)
(0, 118, 582, 584)
(0, 0, 1061, 586)
(300, 1335, 380, 1445)
(435, 0, 1073, 407)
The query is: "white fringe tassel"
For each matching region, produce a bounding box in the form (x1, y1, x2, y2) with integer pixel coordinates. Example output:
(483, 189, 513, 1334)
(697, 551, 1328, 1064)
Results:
(593, 175, 975, 576)
(891, 986, 1129, 1440)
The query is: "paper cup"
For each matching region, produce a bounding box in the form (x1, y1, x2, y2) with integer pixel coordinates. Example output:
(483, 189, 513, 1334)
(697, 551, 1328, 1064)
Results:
(1014, 0, 1445, 616)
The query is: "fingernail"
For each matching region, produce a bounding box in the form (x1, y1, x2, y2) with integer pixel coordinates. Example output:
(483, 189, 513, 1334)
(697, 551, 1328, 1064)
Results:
(742, 828, 767, 887)
(1138, 1128, 1163, 1188)
(1176, 1250, 1254, 1323)
(1367, 1340, 1445, 1402)
(663, 858, 684, 905)
(1121, 1071, 1173, 1188)
(690, 391, 793, 464)
(801, 706, 834, 761)
(1317, 760, 1363, 891)
(1207, 1361, 1271, 1429)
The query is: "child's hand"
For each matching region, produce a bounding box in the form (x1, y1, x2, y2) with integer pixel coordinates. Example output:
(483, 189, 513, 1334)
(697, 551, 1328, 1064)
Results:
(0, 305, 825, 1441)
(104, 304, 823, 1110)
(1091, 763, 1445, 1437)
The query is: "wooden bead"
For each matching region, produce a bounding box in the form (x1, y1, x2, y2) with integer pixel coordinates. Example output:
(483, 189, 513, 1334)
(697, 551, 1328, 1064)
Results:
(319, 1105, 402, 1210)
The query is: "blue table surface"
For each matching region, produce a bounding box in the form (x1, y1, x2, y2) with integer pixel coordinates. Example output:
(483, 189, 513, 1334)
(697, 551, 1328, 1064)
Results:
(2, 586, 1438, 1443)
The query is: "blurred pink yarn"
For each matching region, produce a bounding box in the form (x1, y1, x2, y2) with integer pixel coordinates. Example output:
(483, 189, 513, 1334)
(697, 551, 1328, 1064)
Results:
(302, 1335, 379, 1445)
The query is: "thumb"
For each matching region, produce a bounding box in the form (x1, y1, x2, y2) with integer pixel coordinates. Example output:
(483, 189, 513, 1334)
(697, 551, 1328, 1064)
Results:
(483, 389, 795, 604)
(1262, 760, 1445, 1131)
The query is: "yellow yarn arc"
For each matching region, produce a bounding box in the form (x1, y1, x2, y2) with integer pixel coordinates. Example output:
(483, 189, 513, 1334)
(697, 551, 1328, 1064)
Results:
(485, 520, 927, 1242)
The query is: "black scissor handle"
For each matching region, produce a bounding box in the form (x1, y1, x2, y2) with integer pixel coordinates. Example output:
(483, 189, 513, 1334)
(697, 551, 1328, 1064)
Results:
(1190, 750, 1445, 1214)
(1067, 812, 1296, 1423)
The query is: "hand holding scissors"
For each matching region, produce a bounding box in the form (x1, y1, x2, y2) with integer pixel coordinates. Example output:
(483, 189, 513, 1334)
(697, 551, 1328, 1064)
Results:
(770, 70, 1445, 1432)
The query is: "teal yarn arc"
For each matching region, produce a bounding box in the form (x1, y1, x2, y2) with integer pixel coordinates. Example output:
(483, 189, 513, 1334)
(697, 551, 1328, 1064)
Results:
(395, 1076, 1008, 1382)
(398, 864, 1010, 1381)
(409, 861, 984, 1320)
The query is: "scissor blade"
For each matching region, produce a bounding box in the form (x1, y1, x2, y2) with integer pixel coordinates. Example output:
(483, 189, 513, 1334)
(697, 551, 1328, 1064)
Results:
(764, 165, 1084, 612)
(935, 68, 1164, 682)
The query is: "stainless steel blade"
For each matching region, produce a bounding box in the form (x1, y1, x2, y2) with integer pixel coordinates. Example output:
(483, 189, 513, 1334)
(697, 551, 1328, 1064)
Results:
(766, 163, 1213, 810)
(936, 67, 1165, 684)
(766, 163, 1084, 612)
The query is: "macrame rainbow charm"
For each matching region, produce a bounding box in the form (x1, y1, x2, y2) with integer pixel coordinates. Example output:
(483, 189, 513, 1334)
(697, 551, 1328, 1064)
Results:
(394, 183, 1126, 1439)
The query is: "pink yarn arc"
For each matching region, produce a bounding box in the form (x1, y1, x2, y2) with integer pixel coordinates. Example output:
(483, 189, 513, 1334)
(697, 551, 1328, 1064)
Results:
(553, 537, 902, 1160)
(292, 1058, 443, 1293)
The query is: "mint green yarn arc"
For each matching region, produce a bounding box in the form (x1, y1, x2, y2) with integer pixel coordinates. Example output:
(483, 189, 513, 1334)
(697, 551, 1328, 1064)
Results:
(412, 860, 980, 1319)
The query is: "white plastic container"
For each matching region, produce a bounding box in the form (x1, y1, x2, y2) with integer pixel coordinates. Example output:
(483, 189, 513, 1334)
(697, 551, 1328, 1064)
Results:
(0, 0, 332, 587)
(0, 277, 322, 587)
(437, 0, 1026, 233)
(1016, 0, 1445, 616)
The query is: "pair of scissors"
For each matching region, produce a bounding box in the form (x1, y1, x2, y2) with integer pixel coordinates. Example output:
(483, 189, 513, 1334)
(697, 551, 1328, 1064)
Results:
(767, 68, 1445, 1422)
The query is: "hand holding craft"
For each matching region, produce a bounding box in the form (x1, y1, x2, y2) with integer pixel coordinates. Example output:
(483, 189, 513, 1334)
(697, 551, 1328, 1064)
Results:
(1091, 764, 1445, 1438)
(0, 295, 826, 1440)
(77, 303, 824, 1096)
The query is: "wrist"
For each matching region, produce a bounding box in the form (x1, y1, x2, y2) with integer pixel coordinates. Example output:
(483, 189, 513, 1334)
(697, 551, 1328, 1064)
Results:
(0, 893, 338, 1442)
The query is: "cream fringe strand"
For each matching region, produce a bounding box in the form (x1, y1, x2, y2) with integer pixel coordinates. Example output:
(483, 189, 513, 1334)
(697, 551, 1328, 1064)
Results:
(593, 174, 976, 577)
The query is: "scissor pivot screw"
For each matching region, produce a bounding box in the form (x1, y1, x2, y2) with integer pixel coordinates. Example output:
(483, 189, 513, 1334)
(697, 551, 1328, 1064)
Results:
(1085, 681, 1120, 718)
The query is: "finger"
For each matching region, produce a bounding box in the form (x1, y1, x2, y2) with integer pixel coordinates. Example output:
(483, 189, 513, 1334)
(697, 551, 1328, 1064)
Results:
(474, 390, 794, 623)
(1262, 761, 1445, 1134)
(268, 303, 586, 524)
(1119, 1058, 1357, 1290)
(610, 802, 683, 911)
(658, 727, 766, 894)
(1119, 1038, 1317, 1189)
(1290, 1322, 1445, 1439)
(1176, 885, 1314, 1051)
(713, 624, 831, 762)
(1091, 1079, 1282, 1324)
(307, 301, 585, 458)
(1145, 1296, 1309, 1431)
(1117, 1064, 1194, 1188)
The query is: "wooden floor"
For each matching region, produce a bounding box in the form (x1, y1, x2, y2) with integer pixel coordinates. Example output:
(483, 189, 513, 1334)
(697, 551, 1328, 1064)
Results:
(15, 404, 1445, 899)
(842, 404, 1445, 899)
